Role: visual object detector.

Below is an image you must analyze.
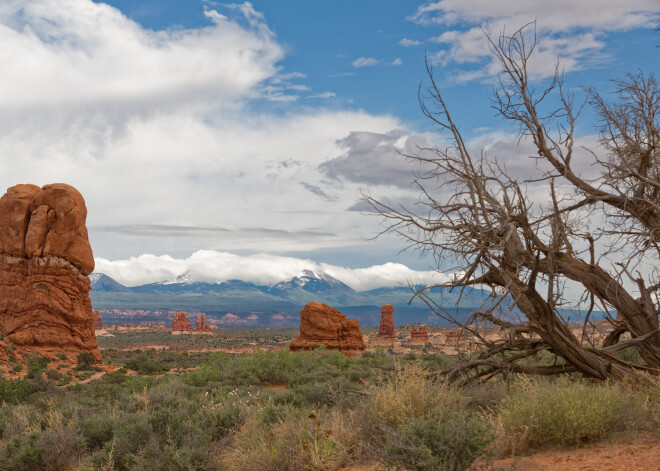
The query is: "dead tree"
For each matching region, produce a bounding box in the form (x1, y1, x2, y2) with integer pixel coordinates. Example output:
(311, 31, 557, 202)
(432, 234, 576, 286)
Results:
(364, 24, 660, 383)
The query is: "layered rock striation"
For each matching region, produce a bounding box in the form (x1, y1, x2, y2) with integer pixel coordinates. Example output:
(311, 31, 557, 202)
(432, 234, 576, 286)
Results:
(0, 183, 101, 360)
(289, 302, 366, 357)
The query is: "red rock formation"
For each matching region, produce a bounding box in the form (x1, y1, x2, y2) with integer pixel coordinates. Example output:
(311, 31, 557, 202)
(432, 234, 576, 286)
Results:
(445, 331, 467, 345)
(93, 310, 103, 330)
(410, 325, 429, 344)
(289, 302, 366, 356)
(377, 304, 395, 338)
(172, 312, 192, 334)
(195, 313, 212, 333)
(0, 183, 101, 361)
(195, 317, 200, 330)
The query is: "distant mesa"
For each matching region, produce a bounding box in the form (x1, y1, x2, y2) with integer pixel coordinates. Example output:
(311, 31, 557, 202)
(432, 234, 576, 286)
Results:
(289, 301, 366, 357)
(0, 183, 101, 361)
(410, 325, 429, 344)
(171, 311, 192, 334)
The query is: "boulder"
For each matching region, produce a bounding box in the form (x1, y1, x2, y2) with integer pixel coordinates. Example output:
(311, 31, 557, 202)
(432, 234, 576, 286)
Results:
(0, 183, 101, 361)
(410, 325, 429, 344)
(289, 302, 366, 357)
(172, 312, 192, 334)
(377, 304, 395, 338)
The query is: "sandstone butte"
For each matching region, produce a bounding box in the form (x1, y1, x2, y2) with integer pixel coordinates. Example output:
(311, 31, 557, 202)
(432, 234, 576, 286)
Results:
(0, 183, 101, 361)
(377, 304, 395, 338)
(289, 301, 366, 357)
(410, 325, 429, 344)
(172, 311, 192, 334)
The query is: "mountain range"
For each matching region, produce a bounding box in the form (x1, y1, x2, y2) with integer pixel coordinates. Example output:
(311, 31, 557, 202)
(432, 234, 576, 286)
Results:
(89, 271, 605, 328)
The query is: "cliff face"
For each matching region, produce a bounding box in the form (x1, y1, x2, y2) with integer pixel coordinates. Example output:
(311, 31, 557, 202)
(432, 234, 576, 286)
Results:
(0, 184, 100, 361)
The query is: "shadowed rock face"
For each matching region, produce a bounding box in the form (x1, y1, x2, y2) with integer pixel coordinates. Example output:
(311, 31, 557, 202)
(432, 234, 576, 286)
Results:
(377, 304, 395, 338)
(0, 183, 101, 361)
(289, 301, 366, 357)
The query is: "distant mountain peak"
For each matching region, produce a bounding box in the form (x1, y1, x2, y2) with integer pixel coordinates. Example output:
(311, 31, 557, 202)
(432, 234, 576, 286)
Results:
(89, 273, 130, 292)
(270, 270, 352, 294)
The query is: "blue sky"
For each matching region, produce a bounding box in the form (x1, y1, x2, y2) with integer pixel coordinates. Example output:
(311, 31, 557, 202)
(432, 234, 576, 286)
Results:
(0, 1, 658, 288)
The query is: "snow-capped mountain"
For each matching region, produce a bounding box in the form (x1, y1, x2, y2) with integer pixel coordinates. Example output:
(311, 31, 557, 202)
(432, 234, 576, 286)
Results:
(268, 269, 353, 294)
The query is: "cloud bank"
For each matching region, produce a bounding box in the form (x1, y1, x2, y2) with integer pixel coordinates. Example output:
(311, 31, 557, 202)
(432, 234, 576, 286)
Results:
(411, 0, 660, 81)
(94, 250, 452, 292)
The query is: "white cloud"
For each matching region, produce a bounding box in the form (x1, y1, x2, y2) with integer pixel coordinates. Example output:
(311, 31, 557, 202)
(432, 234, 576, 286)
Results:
(399, 38, 422, 47)
(410, 0, 660, 80)
(306, 91, 336, 99)
(94, 250, 452, 291)
(391, 58, 403, 66)
(0, 0, 416, 261)
(0, 0, 282, 111)
(352, 57, 380, 68)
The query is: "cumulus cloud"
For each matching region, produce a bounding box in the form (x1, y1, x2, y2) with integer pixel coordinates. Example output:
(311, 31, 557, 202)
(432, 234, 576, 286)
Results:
(399, 38, 422, 47)
(391, 58, 403, 66)
(0, 0, 409, 260)
(320, 129, 437, 188)
(352, 57, 379, 68)
(94, 249, 453, 291)
(409, 0, 660, 81)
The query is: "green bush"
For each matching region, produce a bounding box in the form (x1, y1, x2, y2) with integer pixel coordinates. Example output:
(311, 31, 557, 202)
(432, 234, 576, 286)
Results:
(76, 352, 95, 366)
(383, 410, 493, 471)
(495, 377, 649, 455)
(26, 354, 49, 379)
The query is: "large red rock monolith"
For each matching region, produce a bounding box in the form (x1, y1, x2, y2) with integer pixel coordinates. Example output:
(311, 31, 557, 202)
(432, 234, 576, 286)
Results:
(172, 312, 192, 334)
(289, 302, 366, 357)
(0, 183, 101, 360)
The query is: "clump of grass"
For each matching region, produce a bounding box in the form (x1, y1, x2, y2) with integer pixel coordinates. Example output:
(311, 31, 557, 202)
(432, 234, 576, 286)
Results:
(370, 362, 458, 429)
(495, 376, 651, 456)
(370, 363, 493, 470)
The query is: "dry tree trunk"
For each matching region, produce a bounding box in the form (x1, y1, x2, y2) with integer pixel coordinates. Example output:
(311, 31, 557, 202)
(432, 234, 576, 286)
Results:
(365, 23, 660, 384)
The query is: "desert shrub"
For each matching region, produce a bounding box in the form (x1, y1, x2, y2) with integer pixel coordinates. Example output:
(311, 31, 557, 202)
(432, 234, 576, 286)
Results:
(222, 409, 366, 471)
(44, 369, 62, 381)
(77, 352, 95, 366)
(54, 353, 67, 360)
(80, 415, 115, 450)
(383, 409, 493, 471)
(124, 355, 171, 375)
(0, 433, 45, 471)
(369, 363, 491, 470)
(0, 379, 41, 404)
(495, 377, 649, 455)
(26, 354, 49, 379)
(370, 363, 458, 429)
(11, 363, 23, 373)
